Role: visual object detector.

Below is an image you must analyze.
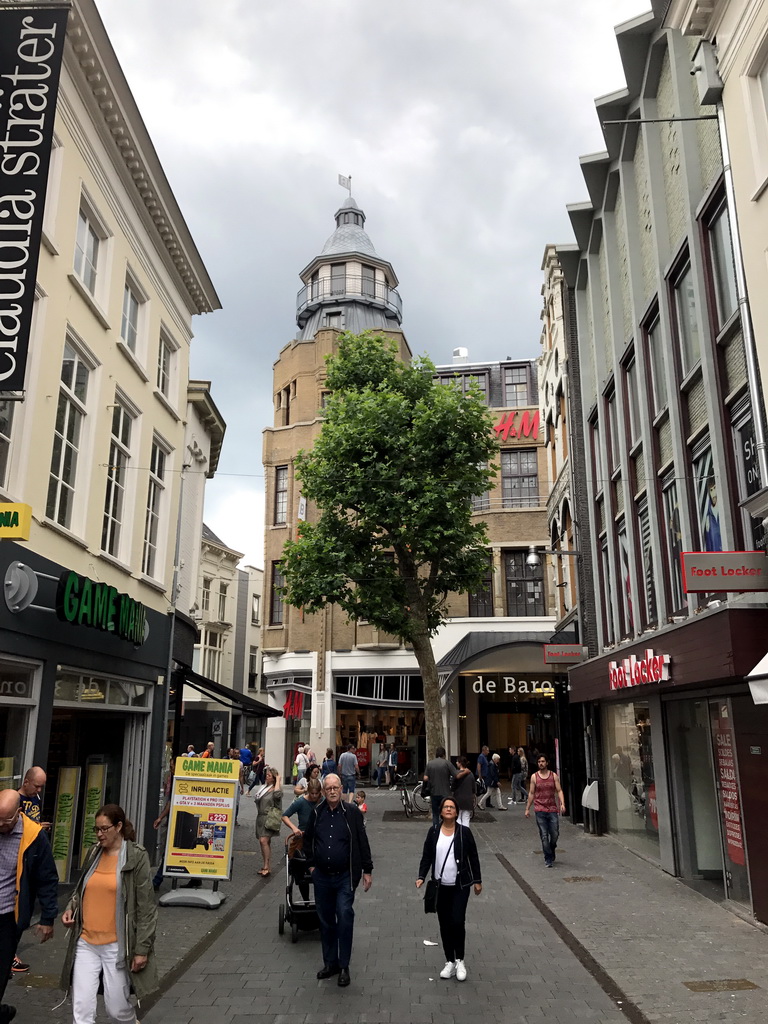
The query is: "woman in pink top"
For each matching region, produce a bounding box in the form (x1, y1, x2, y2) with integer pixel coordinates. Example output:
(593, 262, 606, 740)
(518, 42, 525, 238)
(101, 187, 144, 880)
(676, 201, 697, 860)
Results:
(524, 756, 566, 867)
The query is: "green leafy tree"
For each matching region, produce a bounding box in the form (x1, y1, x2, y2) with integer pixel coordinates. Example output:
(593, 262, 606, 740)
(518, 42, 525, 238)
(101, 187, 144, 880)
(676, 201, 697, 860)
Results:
(280, 332, 497, 758)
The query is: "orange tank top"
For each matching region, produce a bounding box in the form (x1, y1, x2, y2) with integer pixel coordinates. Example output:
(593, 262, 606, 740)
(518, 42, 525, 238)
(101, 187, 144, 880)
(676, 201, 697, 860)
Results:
(81, 855, 118, 945)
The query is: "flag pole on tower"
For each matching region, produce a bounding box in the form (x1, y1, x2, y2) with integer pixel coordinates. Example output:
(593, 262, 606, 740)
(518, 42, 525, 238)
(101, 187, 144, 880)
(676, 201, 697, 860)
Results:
(338, 173, 352, 197)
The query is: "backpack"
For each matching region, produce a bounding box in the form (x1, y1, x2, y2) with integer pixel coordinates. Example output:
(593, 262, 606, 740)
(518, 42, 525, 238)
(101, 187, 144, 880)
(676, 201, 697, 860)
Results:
(475, 776, 487, 797)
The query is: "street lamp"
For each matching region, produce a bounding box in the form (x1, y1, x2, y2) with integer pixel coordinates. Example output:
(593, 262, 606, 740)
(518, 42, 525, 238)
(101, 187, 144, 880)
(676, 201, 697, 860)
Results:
(525, 544, 583, 568)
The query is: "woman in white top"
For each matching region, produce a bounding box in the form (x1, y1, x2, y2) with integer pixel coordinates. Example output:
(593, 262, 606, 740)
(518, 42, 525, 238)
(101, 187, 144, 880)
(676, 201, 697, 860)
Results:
(415, 797, 482, 982)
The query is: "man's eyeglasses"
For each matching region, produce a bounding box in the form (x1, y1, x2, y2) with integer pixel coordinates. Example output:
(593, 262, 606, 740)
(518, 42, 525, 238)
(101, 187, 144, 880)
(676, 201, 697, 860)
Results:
(325, 785, 341, 791)
(94, 824, 115, 834)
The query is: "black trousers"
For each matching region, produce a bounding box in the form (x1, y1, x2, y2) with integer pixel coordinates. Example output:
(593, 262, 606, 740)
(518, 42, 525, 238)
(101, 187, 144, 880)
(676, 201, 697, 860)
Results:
(436, 884, 470, 962)
(0, 911, 19, 1004)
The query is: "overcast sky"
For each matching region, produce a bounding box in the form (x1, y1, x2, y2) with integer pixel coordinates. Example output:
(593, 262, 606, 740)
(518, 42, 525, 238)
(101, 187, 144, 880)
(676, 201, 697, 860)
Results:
(95, 0, 647, 568)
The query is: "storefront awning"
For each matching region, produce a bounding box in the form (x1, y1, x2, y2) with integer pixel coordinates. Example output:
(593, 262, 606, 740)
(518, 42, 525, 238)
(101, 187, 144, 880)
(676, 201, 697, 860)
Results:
(174, 666, 282, 718)
(747, 652, 768, 704)
(437, 628, 577, 692)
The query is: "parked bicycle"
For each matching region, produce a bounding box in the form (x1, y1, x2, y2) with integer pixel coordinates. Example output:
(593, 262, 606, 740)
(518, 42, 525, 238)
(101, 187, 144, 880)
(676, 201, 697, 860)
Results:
(394, 771, 430, 816)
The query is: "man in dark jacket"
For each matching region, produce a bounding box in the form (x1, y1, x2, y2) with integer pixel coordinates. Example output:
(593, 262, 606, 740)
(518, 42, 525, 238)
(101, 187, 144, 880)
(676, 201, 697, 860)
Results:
(0, 788, 58, 1022)
(423, 747, 457, 828)
(303, 773, 373, 987)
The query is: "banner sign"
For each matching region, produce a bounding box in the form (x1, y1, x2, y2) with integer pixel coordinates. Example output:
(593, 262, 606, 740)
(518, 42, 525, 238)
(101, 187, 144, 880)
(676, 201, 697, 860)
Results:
(79, 762, 107, 868)
(51, 765, 80, 883)
(712, 706, 746, 866)
(544, 644, 587, 664)
(163, 758, 237, 880)
(609, 649, 670, 691)
(0, 503, 31, 540)
(0, 5, 69, 391)
(680, 551, 768, 592)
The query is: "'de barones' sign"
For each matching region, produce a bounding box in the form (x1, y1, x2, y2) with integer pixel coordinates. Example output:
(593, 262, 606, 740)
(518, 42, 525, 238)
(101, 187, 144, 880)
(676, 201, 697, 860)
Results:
(0, 5, 68, 391)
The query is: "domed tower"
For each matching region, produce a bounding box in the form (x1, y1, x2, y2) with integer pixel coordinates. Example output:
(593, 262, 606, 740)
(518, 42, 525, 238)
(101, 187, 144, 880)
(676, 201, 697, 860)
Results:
(295, 197, 402, 339)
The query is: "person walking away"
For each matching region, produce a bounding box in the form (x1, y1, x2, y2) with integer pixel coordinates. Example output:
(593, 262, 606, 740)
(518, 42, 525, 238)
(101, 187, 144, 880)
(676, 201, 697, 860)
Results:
(451, 756, 475, 827)
(475, 745, 490, 807)
(303, 774, 373, 987)
(483, 754, 506, 811)
(253, 768, 282, 876)
(375, 745, 389, 788)
(249, 748, 265, 792)
(321, 748, 337, 779)
(423, 748, 458, 829)
(60, 804, 157, 1024)
(416, 797, 481, 983)
(0, 788, 57, 1023)
(388, 744, 399, 789)
(337, 743, 359, 803)
(509, 747, 527, 805)
(525, 755, 566, 867)
(295, 745, 309, 782)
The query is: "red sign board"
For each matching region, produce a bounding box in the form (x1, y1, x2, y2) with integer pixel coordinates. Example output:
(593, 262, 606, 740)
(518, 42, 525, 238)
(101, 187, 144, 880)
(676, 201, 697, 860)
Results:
(712, 709, 745, 866)
(544, 644, 586, 664)
(681, 550, 768, 592)
(608, 649, 670, 691)
(493, 410, 540, 442)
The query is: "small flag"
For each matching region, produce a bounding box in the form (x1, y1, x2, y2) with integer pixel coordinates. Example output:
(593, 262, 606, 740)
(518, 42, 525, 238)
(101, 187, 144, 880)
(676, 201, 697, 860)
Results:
(338, 173, 351, 193)
(298, 495, 307, 521)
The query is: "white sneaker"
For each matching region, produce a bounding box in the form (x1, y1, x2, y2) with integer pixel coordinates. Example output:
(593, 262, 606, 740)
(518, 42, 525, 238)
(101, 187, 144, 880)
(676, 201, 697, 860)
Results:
(455, 959, 467, 982)
(439, 961, 456, 979)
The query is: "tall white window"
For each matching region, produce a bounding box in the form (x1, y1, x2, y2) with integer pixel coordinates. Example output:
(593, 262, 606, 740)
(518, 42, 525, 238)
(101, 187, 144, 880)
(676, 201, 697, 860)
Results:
(0, 401, 14, 490)
(156, 332, 175, 399)
(708, 207, 738, 330)
(647, 317, 667, 417)
(673, 264, 701, 377)
(142, 437, 169, 577)
(101, 398, 134, 558)
(218, 582, 228, 621)
(47, 342, 90, 528)
(201, 629, 223, 680)
(121, 282, 140, 353)
(201, 577, 212, 614)
(74, 208, 100, 295)
(274, 465, 288, 524)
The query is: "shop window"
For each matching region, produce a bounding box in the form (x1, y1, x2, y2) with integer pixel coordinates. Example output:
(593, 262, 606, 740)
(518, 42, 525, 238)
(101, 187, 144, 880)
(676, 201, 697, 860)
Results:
(274, 465, 288, 525)
(671, 261, 701, 378)
(602, 700, 659, 862)
(101, 395, 135, 559)
(504, 551, 544, 617)
(468, 557, 493, 617)
(47, 339, 93, 530)
(504, 365, 529, 407)
(706, 202, 738, 331)
(270, 562, 285, 625)
(501, 449, 538, 508)
(142, 435, 171, 579)
(645, 313, 667, 417)
(661, 475, 684, 613)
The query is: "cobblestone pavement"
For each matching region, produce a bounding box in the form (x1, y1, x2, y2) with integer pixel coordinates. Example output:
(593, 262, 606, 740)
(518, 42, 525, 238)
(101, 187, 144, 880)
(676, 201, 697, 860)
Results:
(8, 783, 768, 1024)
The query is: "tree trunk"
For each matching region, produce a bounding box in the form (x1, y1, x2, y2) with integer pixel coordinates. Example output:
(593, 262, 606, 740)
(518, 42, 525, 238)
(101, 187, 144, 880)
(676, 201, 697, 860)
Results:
(411, 628, 445, 762)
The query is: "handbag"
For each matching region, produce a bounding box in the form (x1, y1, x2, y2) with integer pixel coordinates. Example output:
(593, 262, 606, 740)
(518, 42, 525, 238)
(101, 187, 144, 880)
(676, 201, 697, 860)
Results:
(423, 836, 455, 914)
(264, 803, 282, 833)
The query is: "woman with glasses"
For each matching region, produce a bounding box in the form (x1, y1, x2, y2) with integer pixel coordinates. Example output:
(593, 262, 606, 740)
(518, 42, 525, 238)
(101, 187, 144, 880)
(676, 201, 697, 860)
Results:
(253, 766, 282, 876)
(60, 804, 157, 1023)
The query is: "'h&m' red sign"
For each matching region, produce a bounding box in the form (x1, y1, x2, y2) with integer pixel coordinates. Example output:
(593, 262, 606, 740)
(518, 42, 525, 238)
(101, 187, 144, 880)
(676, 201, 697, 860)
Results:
(493, 410, 540, 442)
(608, 649, 670, 691)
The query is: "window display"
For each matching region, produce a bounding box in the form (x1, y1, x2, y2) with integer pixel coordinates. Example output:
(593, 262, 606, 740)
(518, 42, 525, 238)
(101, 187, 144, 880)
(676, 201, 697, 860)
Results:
(603, 700, 659, 861)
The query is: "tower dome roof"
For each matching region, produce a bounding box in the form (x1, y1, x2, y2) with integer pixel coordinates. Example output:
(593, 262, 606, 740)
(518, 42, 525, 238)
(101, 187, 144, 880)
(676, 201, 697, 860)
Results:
(320, 197, 378, 258)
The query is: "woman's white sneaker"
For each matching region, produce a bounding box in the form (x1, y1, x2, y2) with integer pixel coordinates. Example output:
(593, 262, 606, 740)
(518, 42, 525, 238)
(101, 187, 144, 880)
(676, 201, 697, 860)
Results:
(439, 961, 456, 979)
(455, 959, 467, 982)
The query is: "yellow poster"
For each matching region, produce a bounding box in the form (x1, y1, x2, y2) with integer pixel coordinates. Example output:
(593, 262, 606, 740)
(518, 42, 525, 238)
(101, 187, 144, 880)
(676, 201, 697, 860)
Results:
(0, 757, 15, 791)
(80, 763, 107, 867)
(163, 758, 237, 881)
(51, 766, 81, 883)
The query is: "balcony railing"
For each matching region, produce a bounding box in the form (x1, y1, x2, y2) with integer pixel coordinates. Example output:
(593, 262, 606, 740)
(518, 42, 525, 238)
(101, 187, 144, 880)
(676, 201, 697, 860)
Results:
(296, 274, 402, 325)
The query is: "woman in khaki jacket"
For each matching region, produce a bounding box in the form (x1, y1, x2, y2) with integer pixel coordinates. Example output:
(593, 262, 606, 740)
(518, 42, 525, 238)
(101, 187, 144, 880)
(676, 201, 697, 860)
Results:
(60, 804, 157, 1022)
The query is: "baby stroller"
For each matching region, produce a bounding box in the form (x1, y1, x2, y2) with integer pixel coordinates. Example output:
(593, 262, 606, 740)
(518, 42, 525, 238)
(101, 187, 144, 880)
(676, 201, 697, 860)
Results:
(278, 834, 319, 943)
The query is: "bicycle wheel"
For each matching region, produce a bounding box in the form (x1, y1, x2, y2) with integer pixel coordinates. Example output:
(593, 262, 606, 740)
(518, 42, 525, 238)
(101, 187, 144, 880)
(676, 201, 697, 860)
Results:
(401, 788, 412, 818)
(412, 782, 430, 814)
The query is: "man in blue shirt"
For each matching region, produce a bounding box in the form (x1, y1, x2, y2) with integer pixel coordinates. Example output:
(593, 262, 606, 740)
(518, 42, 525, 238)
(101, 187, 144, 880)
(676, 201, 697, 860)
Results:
(303, 774, 372, 987)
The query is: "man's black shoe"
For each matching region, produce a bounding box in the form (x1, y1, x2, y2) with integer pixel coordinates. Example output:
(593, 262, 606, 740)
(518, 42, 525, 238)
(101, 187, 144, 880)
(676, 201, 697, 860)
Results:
(316, 964, 340, 980)
(0, 1004, 17, 1023)
(338, 968, 350, 987)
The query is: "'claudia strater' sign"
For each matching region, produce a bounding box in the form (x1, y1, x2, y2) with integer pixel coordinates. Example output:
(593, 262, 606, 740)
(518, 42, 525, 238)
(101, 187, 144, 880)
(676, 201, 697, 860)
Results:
(0, 5, 69, 391)
(609, 649, 670, 691)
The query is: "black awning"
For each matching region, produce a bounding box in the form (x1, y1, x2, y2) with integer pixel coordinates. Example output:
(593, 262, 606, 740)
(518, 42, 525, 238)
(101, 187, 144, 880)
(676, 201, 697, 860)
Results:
(174, 666, 282, 718)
